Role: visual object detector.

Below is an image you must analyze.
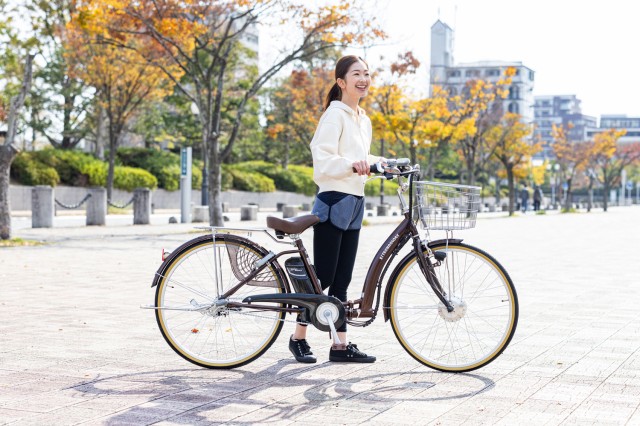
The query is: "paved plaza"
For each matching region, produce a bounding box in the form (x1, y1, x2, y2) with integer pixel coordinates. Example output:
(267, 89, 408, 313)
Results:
(1, 206, 640, 425)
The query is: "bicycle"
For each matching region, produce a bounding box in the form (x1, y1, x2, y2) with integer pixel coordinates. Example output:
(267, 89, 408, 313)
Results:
(145, 159, 518, 372)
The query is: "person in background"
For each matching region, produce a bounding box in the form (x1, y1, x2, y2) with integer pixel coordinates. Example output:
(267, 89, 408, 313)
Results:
(520, 183, 530, 213)
(288, 55, 384, 364)
(533, 185, 542, 211)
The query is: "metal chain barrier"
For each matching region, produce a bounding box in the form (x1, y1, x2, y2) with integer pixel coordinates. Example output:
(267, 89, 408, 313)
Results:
(54, 193, 92, 210)
(107, 195, 135, 209)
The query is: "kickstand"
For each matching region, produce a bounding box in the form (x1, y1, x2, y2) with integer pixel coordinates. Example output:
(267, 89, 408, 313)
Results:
(324, 310, 343, 346)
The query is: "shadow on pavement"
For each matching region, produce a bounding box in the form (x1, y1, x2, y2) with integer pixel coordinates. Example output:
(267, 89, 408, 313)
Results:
(68, 360, 495, 424)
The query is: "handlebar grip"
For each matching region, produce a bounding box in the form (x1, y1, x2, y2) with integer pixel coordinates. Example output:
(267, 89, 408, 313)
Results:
(352, 164, 381, 174)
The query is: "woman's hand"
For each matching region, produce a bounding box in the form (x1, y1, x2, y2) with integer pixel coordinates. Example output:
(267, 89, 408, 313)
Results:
(352, 160, 370, 176)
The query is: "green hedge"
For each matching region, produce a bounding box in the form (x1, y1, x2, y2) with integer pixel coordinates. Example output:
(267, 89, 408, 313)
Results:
(365, 177, 399, 196)
(116, 147, 202, 190)
(11, 153, 60, 186)
(229, 161, 316, 195)
(229, 169, 275, 192)
(11, 149, 157, 190)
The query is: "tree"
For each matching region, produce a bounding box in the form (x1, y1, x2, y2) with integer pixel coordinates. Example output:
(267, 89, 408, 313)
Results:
(487, 113, 539, 216)
(264, 66, 333, 166)
(78, 0, 386, 225)
(552, 124, 592, 212)
(66, 17, 177, 200)
(0, 54, 34, 239)
(453, 68, 513, 186)
(27, 0, 94, 150)
(589, 129, 640, 211)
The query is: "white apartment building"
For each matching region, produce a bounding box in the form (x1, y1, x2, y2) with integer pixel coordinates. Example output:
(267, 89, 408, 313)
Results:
(429, 20, 535, 124)
(534, 95, 597, 159)
(587, 115, 640, 145)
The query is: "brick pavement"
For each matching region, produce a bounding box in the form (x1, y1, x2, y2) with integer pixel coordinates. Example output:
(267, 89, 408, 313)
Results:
(1, 207, 640, 425)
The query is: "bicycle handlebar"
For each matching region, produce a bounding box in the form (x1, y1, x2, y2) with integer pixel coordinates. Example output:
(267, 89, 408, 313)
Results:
(352, 158, 418, 179)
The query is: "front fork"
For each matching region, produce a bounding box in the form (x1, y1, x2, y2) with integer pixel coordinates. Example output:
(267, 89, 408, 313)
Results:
(412, 235, 454, 312)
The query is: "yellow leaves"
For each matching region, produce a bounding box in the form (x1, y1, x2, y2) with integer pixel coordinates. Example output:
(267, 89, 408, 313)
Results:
(592, 128, 627, 161)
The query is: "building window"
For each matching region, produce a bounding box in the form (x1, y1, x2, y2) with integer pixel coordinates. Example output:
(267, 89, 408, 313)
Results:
(486, 69, 500, 77)
(508, 102, 519, 114)
(448, 87, 458, 96)
(464, 69, 480, 77)
(509, 86, 520, 100)
(529, 71, 534, 81)
(447, 70, 461, 78)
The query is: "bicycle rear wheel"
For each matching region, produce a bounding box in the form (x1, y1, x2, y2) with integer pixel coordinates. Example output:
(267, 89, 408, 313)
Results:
(154, 234, 287, 369)
(388, 242, 518, 372)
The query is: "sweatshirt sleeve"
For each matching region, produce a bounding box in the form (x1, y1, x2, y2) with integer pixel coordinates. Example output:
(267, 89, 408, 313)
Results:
(310, 116, 353, 179)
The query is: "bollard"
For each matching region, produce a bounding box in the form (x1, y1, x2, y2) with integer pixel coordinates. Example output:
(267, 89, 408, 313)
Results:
(222, 202, 230, 213)
(301, 203, 311, 211)
(276, 202, 285, 212)
(86, 187, 107, 226)
(365, 202, 373, 210)
(192, 205, 208, 223)
(376, 204, 389, 216)
(283, 205, 299, 218)
(32, 185, 54, 228)
(133, 188, 151, 225)
(240, 205, 258, 221)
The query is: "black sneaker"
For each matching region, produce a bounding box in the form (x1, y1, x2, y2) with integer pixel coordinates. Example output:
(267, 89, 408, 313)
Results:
(289, 336, 317, 363)
(329, 342, 376, 363)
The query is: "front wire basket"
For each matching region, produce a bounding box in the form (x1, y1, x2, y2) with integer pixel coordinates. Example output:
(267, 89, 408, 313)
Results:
(414, 181, 481, 230)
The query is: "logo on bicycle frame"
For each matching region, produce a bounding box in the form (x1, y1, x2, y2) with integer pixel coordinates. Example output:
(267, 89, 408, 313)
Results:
(379, 234, 399, 260)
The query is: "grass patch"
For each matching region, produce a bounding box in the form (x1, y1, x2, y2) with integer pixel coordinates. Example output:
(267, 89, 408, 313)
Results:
(107, 206, 133, 215)
(561, 207, 577, 213)
(362, 219, 370, 226)
(535, 210, 547, 215)
(0, 238, 46, 247)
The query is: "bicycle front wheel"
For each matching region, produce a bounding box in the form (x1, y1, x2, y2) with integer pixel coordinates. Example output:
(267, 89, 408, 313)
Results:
(388, 242, 518, 372)
(154, 234, 287, 369)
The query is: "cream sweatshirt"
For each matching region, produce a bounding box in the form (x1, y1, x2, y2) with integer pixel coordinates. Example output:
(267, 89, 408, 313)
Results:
(310, 101, 381, 196)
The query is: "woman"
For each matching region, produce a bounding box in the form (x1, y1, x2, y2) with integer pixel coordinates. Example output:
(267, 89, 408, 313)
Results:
(289, 55, 384, 364)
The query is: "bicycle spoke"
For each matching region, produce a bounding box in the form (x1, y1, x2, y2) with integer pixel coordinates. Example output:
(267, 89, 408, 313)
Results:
(389, 243, 517, 372)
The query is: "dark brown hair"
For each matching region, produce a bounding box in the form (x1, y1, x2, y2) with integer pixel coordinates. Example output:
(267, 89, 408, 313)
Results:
(324, 55, 369, 110)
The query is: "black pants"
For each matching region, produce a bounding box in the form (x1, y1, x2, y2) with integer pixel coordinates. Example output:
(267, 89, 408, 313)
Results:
(313, 220, 360, 332)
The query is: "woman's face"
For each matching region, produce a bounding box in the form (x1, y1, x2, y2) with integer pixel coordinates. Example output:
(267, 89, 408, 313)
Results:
(338, 60, 371, 101)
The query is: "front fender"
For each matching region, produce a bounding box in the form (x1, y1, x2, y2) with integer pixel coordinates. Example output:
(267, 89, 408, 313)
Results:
(382, 238, 462, 322)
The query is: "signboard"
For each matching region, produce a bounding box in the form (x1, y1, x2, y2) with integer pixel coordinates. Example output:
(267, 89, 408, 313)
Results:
(181, 148, 187, 176)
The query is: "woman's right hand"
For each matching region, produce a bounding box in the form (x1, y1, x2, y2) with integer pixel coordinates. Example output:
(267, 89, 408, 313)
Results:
(352, 160, 370, 176)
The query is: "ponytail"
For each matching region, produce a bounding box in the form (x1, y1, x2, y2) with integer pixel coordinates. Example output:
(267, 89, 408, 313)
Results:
(324, 83, 341, 110)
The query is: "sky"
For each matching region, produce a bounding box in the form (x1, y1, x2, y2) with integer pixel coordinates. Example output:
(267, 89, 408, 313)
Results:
(326, 0, 640, 121)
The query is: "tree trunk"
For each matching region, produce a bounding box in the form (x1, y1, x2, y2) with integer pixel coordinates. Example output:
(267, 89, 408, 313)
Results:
(506, 167, 515, 216)
(0, 145, 19, 239)
(1, 54, 34, 240)
(602, 180, 609, 212)
(563, 178, 573, 212)
(206, 133, 224, 226)
(494, 173, 501, 207)
(106, 134, 117, 201)
(95, 106, 107, 160)
(587, 176, 594, 212)
(207, 159, 224, 226)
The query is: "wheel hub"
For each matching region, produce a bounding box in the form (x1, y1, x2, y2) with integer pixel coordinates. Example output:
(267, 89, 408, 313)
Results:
(438, 297, 467, 322)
